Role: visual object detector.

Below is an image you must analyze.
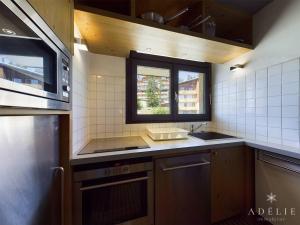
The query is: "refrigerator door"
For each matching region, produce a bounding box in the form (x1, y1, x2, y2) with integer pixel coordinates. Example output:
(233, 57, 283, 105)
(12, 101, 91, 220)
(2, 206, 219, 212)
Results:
(0, 115, 61, 225)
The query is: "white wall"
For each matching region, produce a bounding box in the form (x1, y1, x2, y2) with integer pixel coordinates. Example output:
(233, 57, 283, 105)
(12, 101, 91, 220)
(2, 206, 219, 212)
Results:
(212, 0, 300, 147)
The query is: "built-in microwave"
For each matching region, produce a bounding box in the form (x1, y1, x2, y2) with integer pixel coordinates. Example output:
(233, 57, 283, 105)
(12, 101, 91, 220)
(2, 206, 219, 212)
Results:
(0, 0, 71, 110)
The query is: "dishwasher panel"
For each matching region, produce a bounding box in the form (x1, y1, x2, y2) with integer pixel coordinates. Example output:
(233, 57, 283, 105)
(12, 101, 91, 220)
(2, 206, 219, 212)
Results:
(256, 150, 300, 225)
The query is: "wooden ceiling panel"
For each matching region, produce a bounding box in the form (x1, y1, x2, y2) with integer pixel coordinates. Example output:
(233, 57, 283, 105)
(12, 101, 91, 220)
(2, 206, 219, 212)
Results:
(75, 8, 252, 64)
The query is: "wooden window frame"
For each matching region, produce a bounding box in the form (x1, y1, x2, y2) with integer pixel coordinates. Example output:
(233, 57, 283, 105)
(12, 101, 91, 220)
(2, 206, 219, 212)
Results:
(126, 51, 211, 124)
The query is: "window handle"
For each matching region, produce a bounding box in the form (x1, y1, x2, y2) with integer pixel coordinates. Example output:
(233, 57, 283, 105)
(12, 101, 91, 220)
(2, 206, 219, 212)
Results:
(175, 92, 179, 103)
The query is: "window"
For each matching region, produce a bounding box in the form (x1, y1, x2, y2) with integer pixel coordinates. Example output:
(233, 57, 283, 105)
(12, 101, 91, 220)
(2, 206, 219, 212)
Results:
(176, 68, 205, 115)
(126, 51, 211, 123)
(137, 65, 171, 115)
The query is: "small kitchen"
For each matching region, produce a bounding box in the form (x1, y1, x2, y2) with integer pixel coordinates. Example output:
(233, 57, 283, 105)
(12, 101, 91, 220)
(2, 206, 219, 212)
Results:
(1, 0, 300, 225)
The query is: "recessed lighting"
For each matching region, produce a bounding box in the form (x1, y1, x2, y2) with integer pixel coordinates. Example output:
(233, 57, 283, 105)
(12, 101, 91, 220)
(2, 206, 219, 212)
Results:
(97, 75, 102, 79)
(2, 28, 16, 35)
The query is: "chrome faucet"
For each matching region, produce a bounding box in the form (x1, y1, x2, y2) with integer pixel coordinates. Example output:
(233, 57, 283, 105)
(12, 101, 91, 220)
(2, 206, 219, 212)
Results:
(190, 122, 208, 133)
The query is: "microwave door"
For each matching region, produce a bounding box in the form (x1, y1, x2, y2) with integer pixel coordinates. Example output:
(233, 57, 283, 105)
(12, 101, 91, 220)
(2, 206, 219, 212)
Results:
(0, 36, 58, 97)
(0, 1, 60, 101)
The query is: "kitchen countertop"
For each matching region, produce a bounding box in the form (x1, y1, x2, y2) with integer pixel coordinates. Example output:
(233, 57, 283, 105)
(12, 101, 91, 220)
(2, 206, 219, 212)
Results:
(71, 135, 244, 165)
(71, 134, 300, 166)
(71, 135, 300, 166)
(245, 140, 300, 159)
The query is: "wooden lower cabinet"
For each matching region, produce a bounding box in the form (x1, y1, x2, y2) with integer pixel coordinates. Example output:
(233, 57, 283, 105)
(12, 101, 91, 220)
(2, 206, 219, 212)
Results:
(155, 152, 211, 225)
(211, 146, 254, 223)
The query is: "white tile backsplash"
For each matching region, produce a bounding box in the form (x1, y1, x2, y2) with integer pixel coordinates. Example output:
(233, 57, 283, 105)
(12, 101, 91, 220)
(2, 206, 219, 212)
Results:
(268, 117, 281, 128)
(268, 64, 281, 75)
(268, 96, 281, 106)
(282, 106, 299, 118)
(213, 58, 300, 147)
(268, 106, 281, 117)
(282, 118, 299, 129)
(282, 82, 299, 95)
(282, 71, 299, 83)
(72, 47, 90, 153)
(268, 85, 281, 96)
(71, 50, 300, 150)
(282, 94, 299, 106)
(282, 59, 300, 73)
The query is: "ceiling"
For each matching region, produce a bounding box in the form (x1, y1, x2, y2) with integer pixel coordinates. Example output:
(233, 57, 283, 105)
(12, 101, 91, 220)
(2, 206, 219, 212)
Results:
(215, 0, 273, 14)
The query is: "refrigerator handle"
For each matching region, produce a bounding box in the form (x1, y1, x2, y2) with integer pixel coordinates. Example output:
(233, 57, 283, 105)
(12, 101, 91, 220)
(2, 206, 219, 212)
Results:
(54, 166, 65, 225)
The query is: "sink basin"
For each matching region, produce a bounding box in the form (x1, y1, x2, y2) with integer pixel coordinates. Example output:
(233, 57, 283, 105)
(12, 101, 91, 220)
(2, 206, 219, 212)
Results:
(189, 132, 235, 140)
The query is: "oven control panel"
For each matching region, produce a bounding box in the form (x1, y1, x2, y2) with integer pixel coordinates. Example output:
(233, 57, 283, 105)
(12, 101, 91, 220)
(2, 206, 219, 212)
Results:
(104, 165, 131, 176)
(62, 59, 70, 101)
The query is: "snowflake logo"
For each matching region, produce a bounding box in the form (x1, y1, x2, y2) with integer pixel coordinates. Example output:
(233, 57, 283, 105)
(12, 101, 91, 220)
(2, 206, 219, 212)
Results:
(266, 193, 277, 204)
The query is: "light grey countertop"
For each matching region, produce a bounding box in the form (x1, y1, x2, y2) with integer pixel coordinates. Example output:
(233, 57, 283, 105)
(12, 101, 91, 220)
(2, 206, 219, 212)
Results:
(245, 139, 300, 159)
(71, 134, 300, 166)
(71, 135, 244, 165)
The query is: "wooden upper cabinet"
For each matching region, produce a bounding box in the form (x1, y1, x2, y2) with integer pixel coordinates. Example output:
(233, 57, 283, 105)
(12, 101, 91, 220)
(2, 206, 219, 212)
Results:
(27, 0, 74, 53)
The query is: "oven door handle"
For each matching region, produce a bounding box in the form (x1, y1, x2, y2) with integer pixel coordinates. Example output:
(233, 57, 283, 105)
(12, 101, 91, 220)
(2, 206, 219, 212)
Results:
(80, 176, 149, 191)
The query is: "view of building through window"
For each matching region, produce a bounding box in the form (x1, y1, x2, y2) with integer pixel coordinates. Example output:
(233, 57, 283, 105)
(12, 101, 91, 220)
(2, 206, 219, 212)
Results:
(178, 70, 204, 114)
(137, 65, 170, 115)
(136, 66, 205, 115)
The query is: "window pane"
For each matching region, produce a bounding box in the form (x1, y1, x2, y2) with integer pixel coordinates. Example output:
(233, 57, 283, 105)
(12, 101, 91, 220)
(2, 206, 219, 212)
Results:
(137, 65, 170, 115)
(178, 70, 205, 114)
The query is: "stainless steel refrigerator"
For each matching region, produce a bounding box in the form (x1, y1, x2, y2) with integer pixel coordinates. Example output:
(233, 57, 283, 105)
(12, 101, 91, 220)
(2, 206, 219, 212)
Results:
(0, 115, 63, 225)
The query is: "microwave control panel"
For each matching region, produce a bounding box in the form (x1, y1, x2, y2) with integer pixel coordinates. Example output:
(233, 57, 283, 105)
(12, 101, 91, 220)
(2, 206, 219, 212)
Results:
(62, 58, 71, 101)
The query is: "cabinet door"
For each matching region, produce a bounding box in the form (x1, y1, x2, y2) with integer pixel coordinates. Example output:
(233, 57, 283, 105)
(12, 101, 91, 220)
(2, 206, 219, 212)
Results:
(155, 153, 211, 225)
(27, 0, 74, 53)
(256, 151, 300, 225)
(211, 146, 254, 223)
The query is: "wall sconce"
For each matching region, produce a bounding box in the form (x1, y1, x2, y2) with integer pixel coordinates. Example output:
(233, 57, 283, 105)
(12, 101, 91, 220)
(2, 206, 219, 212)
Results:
(230, 64, 244, 71)
(74, 37, 88, 51)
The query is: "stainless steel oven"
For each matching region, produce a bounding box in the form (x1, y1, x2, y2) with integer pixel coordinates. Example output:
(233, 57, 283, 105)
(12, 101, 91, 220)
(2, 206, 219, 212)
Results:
(73, 160, 154, 225)
(0, 0, 71, 110)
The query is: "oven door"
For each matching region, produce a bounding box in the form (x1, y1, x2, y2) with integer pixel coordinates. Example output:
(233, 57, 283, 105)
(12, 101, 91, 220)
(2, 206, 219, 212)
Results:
(0, 0, 69, 109)
(74, 171, 154, 225)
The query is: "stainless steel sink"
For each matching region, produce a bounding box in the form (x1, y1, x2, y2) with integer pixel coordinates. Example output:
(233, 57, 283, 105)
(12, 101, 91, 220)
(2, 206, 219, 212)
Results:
(189, 132, 235, 140)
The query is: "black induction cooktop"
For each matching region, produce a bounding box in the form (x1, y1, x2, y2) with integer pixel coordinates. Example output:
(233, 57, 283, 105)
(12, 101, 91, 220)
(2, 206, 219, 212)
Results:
(78, 136, 150, 155)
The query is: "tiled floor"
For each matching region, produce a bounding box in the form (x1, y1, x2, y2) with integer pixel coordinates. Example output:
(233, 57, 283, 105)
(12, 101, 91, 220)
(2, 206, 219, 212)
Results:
(214, 215, 273, 225)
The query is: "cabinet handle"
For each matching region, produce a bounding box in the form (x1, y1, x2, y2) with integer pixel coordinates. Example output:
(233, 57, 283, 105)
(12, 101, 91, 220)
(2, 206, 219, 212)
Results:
(162, 161, 210, 172)
(259, 158, 300, 174)
(54, 167, 65, 225)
